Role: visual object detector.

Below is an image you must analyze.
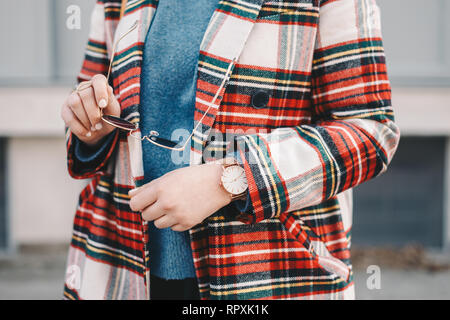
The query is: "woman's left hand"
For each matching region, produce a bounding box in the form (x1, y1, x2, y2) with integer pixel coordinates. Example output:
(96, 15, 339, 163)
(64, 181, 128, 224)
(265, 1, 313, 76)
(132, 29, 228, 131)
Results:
(129, 163, 232, 231)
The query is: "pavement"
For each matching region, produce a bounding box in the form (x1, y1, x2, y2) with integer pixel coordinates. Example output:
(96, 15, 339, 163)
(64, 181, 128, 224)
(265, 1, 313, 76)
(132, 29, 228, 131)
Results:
(0, 244, 449, 300)
(353, 269, 450, 299)
(0, 245, 68, 300)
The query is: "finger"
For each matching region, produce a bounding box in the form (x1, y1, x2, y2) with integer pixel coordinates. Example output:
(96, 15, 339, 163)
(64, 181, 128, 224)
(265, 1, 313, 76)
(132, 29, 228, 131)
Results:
(171, 224, 189, 232)
(61, 104, 91, 138)
(153, 215, 177, 229)
(129, 184, 158, 212)
(102, 86, 121, 117)
(141, 201, 165, 222)
(77, 86, 103, 131)
(128, 177, 159, 197)
(128, 186, 142, 197)
(91, 74, 109, 109)
(66, 93, 93, 136)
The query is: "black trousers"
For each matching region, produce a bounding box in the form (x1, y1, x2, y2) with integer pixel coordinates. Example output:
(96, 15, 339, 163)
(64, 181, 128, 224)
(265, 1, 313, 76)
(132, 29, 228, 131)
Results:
(150, 274, 200, 300)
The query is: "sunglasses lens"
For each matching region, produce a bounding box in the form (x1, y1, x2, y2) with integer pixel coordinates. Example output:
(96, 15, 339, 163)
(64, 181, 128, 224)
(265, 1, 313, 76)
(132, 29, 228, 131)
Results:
(148, 135, 182, 149)
(102, 115, 137, 131)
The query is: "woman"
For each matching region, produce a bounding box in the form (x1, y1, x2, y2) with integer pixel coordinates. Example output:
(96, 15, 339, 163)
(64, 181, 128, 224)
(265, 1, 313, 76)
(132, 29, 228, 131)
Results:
(61, 0, 400, 300)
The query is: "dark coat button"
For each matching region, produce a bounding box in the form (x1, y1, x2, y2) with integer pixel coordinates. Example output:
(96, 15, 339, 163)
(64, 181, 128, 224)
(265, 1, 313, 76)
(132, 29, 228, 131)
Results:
(251, 90, 270, 109)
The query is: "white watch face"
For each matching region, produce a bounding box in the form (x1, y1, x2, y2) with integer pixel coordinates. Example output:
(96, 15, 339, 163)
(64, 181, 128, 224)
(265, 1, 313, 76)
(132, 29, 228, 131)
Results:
(221, 165, 248, 195)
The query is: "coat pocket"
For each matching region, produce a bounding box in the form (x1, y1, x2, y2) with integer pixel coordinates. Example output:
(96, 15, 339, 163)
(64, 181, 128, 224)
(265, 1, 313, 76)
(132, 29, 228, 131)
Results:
(279, 211, 351, 282)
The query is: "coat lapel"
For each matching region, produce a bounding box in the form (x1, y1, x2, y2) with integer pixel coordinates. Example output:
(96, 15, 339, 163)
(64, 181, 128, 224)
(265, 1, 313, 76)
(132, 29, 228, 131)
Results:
(109, 0, 158, 182)
(190, 0, 266, 164)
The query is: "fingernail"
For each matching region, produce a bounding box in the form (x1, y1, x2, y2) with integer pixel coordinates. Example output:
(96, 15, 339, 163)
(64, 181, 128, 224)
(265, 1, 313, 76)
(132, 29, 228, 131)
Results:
(128, 188, 140, 196)
(98, 99, 107, 108)
(95, 123, 103, 130)
(86, 132, 92, 137)
(91, 126, 96, 132)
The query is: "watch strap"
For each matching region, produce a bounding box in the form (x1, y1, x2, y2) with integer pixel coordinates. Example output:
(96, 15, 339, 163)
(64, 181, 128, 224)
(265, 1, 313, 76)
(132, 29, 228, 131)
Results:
(231, 191, 248, 201)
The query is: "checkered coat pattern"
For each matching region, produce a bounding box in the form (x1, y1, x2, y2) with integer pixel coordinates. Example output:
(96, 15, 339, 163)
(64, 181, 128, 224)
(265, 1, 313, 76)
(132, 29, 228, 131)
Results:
(63, 0, 400, 300)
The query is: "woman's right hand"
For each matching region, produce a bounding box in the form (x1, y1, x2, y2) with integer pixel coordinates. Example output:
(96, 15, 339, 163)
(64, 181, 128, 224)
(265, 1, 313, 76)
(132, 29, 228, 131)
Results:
(61, 74, 121, 147)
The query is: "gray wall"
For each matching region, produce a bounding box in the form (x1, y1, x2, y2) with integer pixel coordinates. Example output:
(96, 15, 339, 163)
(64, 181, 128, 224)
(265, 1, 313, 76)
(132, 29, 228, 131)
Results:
(353, 137, 446, 247)
(0, 0, 95, 86)
(0, 0, 449, 86)
(0, 139, 6, 249)
(378, 0, 450, 86)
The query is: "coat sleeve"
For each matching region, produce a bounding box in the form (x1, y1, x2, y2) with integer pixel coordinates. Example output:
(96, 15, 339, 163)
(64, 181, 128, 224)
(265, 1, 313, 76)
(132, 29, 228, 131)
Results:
(231, 0, 400, 224)
(66, 0, 119, 179)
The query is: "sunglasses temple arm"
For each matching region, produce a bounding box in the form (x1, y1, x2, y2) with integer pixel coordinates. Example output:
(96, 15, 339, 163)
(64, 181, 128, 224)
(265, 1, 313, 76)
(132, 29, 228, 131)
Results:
(102, 22, 139, 121)
(106, 21, 139, 83)
(182, 57, 237, 150)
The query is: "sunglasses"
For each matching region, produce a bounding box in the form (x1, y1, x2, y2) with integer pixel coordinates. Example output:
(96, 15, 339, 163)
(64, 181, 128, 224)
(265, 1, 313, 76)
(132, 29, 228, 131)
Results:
(76, 21, 236, 151)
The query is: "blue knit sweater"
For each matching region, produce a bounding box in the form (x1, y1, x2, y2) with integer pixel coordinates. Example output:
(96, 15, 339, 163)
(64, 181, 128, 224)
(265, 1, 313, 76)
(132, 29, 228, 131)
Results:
(138, 0, 219, 279)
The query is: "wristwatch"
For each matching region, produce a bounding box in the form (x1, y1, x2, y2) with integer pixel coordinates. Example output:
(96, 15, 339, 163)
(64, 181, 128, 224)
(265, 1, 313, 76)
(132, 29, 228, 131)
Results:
(219, 159, 248, 201)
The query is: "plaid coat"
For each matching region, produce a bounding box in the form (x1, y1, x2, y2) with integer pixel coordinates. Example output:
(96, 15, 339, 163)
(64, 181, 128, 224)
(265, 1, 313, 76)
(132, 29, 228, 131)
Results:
(63, 0, 400, 300)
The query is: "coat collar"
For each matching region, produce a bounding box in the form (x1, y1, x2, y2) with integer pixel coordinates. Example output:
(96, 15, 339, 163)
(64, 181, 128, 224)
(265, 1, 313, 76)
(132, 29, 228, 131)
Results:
(111, 0, 266, 162)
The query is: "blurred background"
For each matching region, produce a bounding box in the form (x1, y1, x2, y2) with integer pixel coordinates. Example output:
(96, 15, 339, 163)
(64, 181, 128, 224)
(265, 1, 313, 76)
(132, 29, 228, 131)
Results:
(0, 0, 449, 299)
